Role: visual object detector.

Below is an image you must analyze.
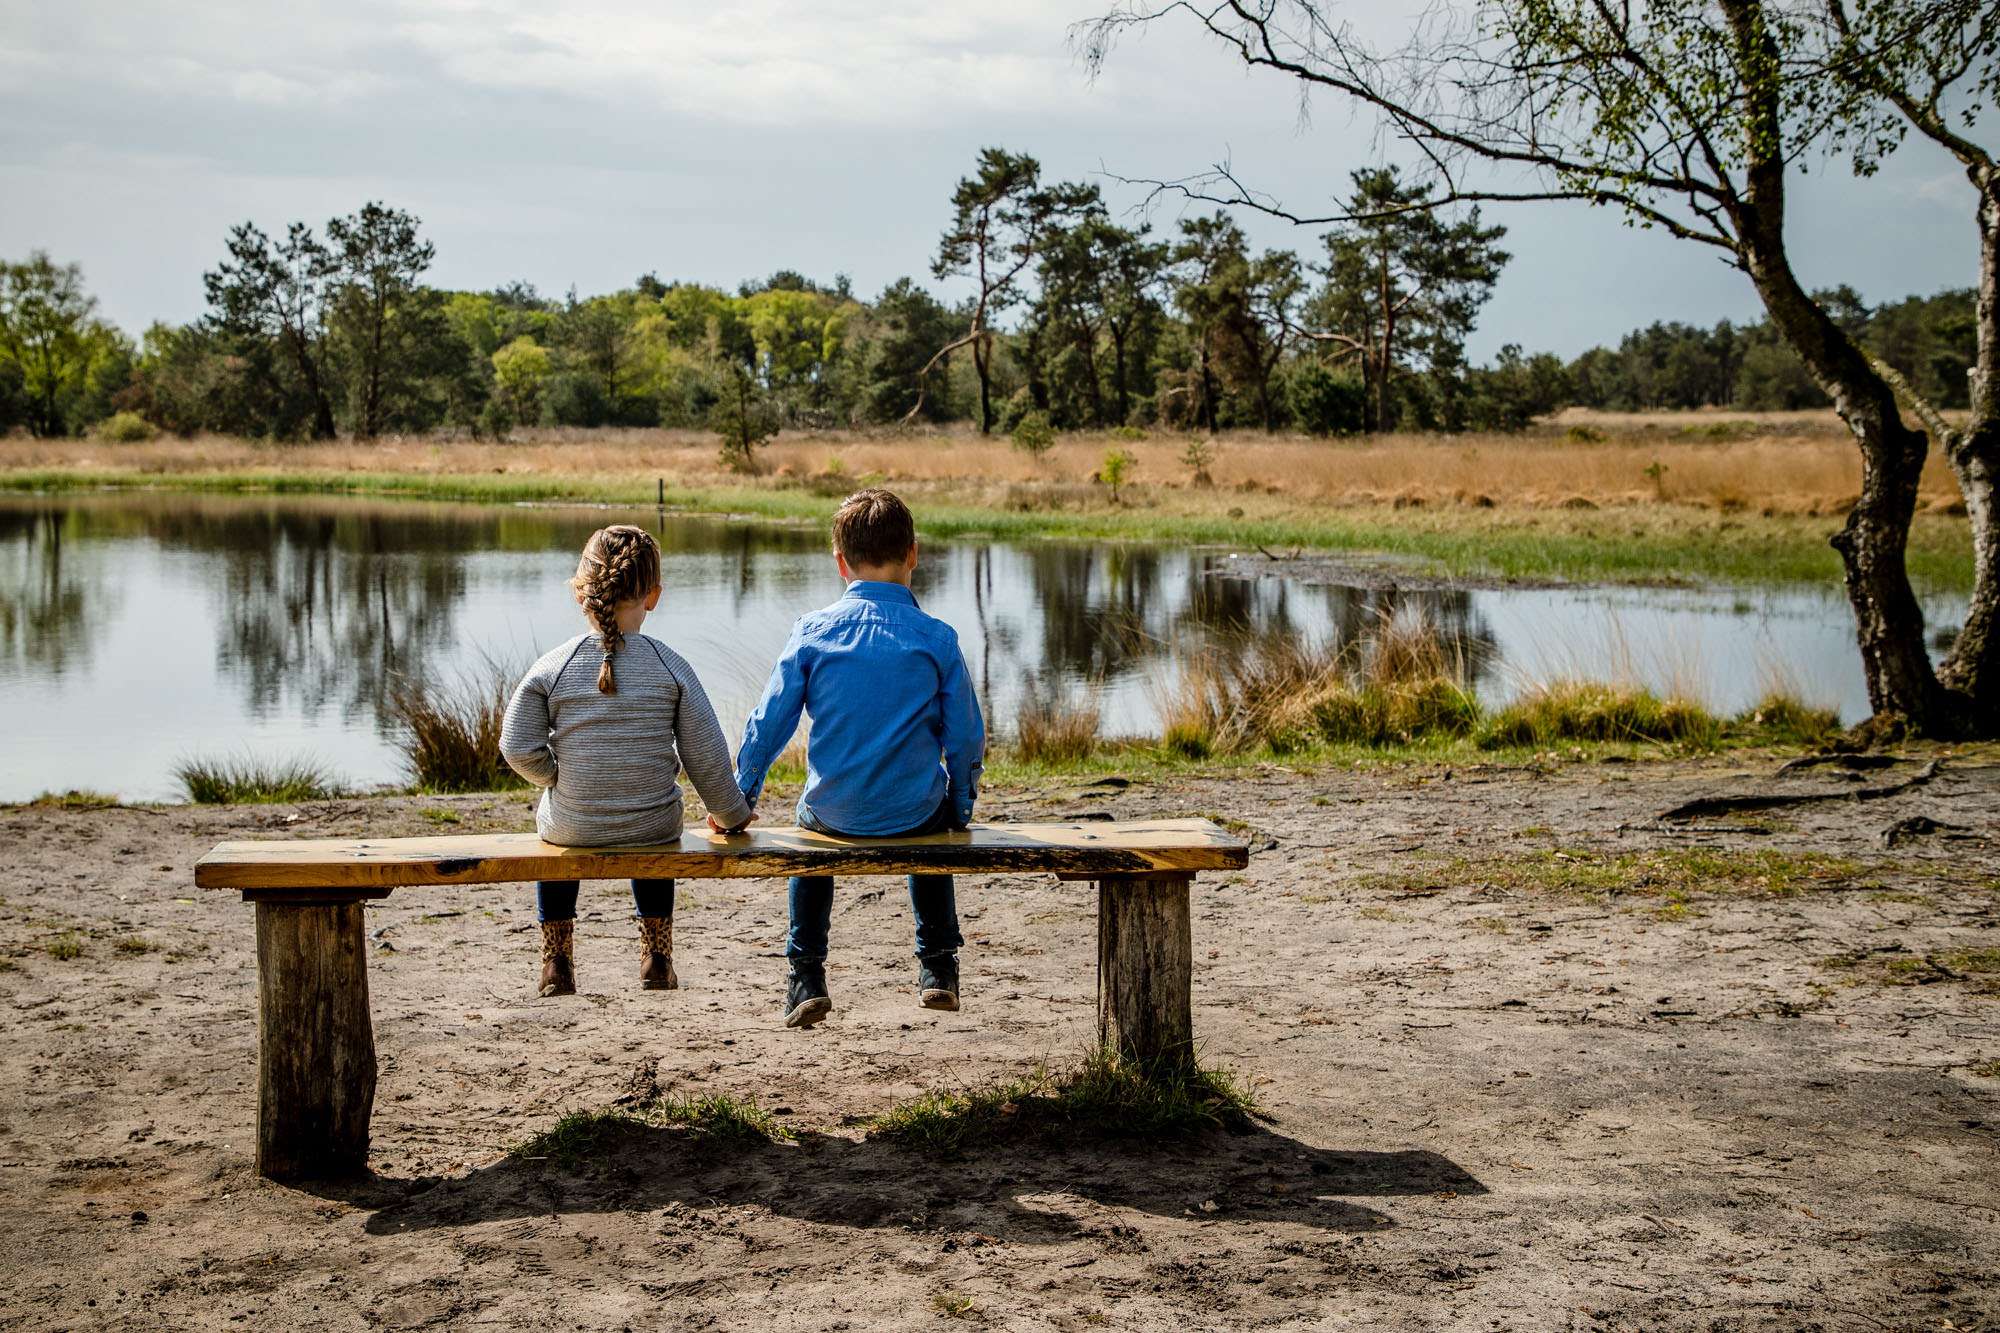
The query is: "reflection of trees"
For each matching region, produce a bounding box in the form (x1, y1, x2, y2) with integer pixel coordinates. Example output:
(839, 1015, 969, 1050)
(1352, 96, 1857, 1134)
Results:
(1017, 545, 1167, 683)
(0, 505, 112, 675)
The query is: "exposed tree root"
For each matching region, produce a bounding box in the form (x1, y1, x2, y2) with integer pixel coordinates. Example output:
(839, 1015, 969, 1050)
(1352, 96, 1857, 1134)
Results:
(1657, 760, 1944, 822)
(1775, 752, 1904, 776)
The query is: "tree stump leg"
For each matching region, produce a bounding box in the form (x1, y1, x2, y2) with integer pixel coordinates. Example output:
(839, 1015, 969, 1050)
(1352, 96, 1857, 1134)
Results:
(252, 896, 378, 1181)
(1096, 873, 1194, 1072)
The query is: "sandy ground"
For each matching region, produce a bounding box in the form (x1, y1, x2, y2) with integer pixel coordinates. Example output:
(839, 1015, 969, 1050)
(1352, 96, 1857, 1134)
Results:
(0, 755, 1995, 1332)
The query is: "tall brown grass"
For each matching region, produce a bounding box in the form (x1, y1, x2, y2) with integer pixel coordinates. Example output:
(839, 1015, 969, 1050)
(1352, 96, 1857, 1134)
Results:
(1015, 688, 1103, 764)
(3, 408, 1966, 514)
(387, 658, 527, 793)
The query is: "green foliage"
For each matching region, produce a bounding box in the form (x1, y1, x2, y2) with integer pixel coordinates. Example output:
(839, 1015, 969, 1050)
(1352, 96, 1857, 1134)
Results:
(96, 410, 156, 442)
(0, 252, 125, 438)
(710, 361, 780, 471)
(1179, 435, 1216, 484)
(1288, 362, 1368, 435)
(1096, 446, 1134, 501)
(1477, 682, 1719, 750)
(174, 754, 346, 804)
(1010, 408, 1055, 457)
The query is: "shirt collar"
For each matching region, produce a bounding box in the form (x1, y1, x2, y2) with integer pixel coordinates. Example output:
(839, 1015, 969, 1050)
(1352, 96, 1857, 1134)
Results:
(843, 579, 918, 607)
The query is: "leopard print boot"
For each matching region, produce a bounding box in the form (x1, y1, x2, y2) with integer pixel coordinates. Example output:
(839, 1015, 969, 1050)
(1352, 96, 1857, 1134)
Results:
(538, 919, 576, 997)
(637, 916, 678, 991)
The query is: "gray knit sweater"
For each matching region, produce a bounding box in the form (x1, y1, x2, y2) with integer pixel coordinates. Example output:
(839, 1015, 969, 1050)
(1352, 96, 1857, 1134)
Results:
(500, 632, 754, 847)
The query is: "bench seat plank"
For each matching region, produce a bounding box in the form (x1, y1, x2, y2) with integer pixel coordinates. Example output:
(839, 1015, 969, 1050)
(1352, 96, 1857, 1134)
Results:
(195, 818, 1249, 892)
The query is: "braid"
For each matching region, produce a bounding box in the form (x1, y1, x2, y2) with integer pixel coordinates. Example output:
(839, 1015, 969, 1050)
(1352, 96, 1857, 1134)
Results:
(569, 525, 662, 694)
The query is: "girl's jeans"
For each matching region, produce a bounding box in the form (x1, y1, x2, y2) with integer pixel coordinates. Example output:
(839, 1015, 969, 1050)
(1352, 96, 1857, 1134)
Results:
(787, 799, 963, 963)
(535, 878, 674, 923)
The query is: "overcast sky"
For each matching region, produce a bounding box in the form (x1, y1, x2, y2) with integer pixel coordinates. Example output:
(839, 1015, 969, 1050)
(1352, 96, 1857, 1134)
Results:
(0, 0, 1983, 359)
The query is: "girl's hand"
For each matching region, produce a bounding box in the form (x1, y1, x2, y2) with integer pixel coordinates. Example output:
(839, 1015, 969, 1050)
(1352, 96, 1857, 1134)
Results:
(707, 811, 758, 835)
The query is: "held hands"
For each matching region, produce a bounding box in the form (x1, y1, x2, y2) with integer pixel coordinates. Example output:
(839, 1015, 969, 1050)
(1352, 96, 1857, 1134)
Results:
(706, 811, 758, 836)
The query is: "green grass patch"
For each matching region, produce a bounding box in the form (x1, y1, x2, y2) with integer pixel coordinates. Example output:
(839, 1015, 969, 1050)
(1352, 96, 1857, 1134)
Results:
(0, 467, 1972, 591)
(45, 933, 84, 961)
(1360, 846, 1872, 905)
(1821, 947, 2000, 996)
(932, 1293, 977, 1320)
(112, 935, 156, 955)
(25, 789, 120, 809)
(175, 753, 346, 804)
(513, 1092, 791, 1170)
(869, 1048, 1257, 1156)
(420, 807, 462, 825)
(1477, 681, 1719, 751)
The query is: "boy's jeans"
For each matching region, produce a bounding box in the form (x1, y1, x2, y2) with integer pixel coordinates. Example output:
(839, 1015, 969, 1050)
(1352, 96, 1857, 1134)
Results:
(536, 878, 674, 923)
(787, 798, 963, 963)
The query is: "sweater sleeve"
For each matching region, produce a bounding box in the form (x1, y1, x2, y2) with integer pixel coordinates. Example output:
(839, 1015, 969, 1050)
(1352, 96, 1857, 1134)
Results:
(499, 663, 559, 789)
(665, 651, 755, 830)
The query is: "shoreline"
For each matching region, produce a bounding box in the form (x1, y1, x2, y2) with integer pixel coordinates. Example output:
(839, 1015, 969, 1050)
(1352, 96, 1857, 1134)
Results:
(0, 463, 1975, 591)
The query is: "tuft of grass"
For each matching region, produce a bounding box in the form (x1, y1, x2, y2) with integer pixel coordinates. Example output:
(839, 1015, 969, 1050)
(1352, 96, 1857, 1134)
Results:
(387, 658, 528, 794)
(175, 753, 345, 804)
(1477, 681, 1718, 750)
(1969, 1058, 2000, 1079)
(420, 807, 462, 825)
(1735, 692, 1842, 747)
(45, 933, 84, 961)
(112, 935, 156, 955)
(27, 789, 119, 809)
(1014, 688, 1102, 765)
(933, 1292, 977, 1319)
(870, 1047, 1257, 1156)
(513, 1091, 790, 1170)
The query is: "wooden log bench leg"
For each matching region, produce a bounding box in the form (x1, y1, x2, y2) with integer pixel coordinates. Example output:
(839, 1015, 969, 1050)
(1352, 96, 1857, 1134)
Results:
(246, 891, 386, 1181)
(1095, 873, 1195, 1072)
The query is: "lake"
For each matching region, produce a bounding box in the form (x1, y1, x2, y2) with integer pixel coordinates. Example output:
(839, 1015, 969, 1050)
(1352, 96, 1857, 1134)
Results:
(0, 493, 1967, 802)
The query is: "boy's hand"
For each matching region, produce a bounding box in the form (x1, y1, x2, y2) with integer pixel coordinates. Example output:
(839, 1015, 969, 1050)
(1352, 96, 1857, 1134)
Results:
(707, 811, 758, 835)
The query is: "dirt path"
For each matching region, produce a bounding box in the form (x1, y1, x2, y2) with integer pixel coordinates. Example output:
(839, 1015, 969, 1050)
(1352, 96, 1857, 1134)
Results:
(1, 755, 1995, 1331)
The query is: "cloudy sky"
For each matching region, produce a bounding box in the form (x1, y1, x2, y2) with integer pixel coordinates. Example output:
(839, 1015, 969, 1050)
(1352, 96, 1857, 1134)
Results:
(0, 0, 1982, 358)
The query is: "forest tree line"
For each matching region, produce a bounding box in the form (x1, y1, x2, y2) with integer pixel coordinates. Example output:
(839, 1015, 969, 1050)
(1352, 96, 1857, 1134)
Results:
(0, 149, 1977, 449)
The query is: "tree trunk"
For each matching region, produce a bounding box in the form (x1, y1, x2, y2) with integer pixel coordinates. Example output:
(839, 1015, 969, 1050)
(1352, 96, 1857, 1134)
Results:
(1109, 324, 1131, 425)
(1096, 875, 1194, 1072)
(974, 332, 992, 434)
(254, 897, 377, 1180)
(1940, 170, 2000, 721)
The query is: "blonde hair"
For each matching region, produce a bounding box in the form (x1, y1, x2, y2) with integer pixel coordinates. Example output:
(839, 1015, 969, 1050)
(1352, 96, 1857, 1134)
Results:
(569, 525, 662, 693)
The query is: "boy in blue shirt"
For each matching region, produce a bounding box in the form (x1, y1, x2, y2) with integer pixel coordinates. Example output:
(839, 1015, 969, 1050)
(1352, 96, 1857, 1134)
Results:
(725, 488, 985, 1028)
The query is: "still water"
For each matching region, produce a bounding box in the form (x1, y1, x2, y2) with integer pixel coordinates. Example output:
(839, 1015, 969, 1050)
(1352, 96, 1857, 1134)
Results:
(0, 493, 1967, 802)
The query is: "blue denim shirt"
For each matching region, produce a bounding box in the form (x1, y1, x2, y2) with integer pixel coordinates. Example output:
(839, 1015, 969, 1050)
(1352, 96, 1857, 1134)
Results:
(735, 581, 985, 836)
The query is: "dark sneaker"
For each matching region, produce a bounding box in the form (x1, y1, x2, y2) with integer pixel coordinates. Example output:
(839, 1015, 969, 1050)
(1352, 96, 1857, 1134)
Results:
(917, 954, 960, 1012)
(784, 962, 833, 1029)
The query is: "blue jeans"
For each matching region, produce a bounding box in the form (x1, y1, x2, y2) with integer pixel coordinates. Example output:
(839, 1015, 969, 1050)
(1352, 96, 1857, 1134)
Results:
(536, 878, 674, 923)
(787, 799, 962, 964)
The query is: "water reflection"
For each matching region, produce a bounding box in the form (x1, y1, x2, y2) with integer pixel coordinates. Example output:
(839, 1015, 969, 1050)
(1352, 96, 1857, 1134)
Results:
(0, 492, 1963, 802)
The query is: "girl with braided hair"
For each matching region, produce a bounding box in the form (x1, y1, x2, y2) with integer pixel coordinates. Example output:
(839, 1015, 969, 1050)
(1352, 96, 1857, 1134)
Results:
(500, 524, 755, 997)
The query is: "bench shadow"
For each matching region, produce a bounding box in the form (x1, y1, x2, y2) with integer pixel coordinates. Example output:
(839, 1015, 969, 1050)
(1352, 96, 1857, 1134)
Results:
(342, 1120, 1486, 1242)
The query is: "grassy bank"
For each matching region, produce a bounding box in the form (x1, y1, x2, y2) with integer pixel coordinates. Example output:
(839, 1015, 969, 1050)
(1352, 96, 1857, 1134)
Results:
(0, 420, 1976, 590)
(0, 463, 1974, 591)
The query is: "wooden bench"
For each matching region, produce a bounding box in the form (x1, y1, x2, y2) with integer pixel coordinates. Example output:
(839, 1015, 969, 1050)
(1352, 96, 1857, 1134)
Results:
(195, 818, 1249, 1181)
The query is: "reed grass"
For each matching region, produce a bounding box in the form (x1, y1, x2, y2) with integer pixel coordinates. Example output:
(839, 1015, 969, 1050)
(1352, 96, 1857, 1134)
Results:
(1015, 687, 1102, 764)
(174, 753, 346, 804)
(1475, 681, 1720, 750)
(387, 658, 527, 793)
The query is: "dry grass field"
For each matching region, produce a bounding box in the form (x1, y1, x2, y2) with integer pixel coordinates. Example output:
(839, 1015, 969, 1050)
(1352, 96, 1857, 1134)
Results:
(3, 407, 1970, 516)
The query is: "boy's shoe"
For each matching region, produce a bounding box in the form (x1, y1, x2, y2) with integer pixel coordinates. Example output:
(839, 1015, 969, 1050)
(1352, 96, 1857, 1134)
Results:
(538, 919, 576, 997)
(637, 916, 678, 991)
(917, 954, 960, 1012)
(783, 962, 833, 1029)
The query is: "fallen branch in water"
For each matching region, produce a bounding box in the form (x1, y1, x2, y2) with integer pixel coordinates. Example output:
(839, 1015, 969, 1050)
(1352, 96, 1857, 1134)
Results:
(1657, 760, 1944, 822)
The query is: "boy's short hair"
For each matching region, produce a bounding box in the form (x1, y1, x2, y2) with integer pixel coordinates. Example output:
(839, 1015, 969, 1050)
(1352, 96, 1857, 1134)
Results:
(832, 488, 916, 568)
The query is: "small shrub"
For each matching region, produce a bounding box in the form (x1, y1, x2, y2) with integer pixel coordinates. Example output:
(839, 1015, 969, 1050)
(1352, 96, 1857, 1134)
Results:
(1015, 689, 1101, 764)
(1564, 424, 1605, 443)
(1011, 410, 1056, 459)
(1112, 424, 1147, 442)
(97, 411, 157, 442)
(1096, 447, 1135, 503)
(933, 1293, 976, 1319)
(388, 658, 527, 793)
(175, 754, 345, 804)
(46, 933, 84, 961)
(1180, 436, 1216, 486)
